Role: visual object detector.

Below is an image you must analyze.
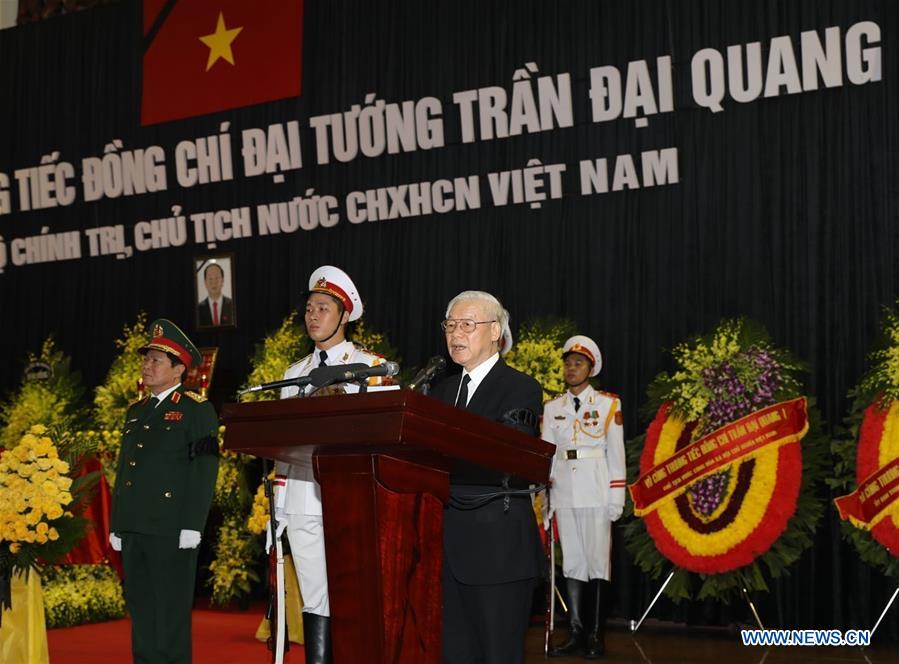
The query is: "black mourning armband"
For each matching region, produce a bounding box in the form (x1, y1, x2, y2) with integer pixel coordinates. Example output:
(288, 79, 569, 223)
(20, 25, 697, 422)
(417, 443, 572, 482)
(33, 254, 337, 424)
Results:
(500, 408, 538, 434)
(190, 435, 219, 460)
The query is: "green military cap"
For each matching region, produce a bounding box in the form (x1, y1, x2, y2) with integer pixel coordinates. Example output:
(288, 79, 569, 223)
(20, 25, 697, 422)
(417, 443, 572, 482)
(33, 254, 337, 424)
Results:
(139, 319, 203, 369)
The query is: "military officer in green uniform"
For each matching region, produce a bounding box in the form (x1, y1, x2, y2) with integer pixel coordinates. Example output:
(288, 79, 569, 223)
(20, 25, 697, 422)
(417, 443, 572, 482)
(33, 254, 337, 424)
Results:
(109, 319, 220, 664)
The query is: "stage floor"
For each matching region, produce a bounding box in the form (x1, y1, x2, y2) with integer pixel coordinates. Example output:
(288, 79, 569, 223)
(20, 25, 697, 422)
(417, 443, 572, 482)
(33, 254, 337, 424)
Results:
(48, 608, 899, 663)
(533, 621, 899, 663)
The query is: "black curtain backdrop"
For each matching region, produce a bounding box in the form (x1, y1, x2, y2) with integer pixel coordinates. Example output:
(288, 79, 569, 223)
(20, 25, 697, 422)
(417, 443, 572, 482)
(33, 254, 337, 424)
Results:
(1, 0, 898, 634)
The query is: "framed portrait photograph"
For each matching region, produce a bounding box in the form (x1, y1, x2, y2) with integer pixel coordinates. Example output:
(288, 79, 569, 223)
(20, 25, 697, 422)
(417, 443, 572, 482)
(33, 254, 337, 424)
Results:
(195, 254, 237, 329)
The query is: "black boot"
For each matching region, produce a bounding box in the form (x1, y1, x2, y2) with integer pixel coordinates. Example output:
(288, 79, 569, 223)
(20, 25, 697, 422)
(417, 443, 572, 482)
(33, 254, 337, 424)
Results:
(549, 578, 587, 657)
(585, 579, 606, 659)
(302, 612, 333, 664)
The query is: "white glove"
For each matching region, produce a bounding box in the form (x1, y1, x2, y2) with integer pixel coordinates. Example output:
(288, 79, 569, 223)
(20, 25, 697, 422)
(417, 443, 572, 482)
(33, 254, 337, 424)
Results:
(178, 529, 202, 549)
(607, 504, 624, 522)
(109, 532, 122, 552)
(265, 519, 288, 554)
(543, 505, 555, 531)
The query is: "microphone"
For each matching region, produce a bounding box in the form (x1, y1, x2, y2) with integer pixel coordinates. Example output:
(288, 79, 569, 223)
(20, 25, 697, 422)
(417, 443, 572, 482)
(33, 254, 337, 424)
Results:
(238, 374, 313, 396)
(357, 361, 400, 380)
(406, 356, 447, 392)
(310, 361, 400, 388)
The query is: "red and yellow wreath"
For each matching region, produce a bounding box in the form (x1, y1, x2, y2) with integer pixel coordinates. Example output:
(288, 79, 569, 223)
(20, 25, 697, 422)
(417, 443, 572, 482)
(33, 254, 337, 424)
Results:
(833, 302, 899, 568)
(624, 319, 827, 600)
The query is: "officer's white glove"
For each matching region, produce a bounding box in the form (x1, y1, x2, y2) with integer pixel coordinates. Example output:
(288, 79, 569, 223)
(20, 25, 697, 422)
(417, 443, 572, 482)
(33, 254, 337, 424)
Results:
(178, 529, 202, 549)
(607, 504, 624, 522)
(265, 519, 288, 554)
(109, 532, 122, 552)
(543, 505, 555, 531)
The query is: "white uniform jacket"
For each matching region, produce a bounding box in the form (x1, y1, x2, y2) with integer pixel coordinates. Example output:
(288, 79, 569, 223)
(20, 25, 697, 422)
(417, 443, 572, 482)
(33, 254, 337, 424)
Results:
(542, 386, 626, 510)
(273, 340, 388, 516)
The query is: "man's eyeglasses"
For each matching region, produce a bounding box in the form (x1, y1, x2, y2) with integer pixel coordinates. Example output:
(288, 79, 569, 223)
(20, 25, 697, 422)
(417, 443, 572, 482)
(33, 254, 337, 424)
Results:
(441, 319, 497, 334)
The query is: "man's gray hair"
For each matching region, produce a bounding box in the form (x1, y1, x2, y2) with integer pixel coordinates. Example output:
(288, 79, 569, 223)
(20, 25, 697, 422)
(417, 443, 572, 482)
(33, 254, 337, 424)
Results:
(445, 290, 514, 354)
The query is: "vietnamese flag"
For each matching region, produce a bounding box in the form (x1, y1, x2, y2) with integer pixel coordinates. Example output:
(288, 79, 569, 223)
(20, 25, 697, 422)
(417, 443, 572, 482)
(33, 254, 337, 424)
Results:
(141, 0, 303, 126)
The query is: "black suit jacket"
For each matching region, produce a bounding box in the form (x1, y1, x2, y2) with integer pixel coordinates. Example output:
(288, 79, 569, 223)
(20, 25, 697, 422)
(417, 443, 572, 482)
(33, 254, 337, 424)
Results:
(197, 296, 234, 327)
(431, 358, 545, 585)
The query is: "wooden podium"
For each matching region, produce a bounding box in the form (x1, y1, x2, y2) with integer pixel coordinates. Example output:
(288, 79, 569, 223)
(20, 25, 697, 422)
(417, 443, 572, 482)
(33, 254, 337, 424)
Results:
(222, 389, 554, 664)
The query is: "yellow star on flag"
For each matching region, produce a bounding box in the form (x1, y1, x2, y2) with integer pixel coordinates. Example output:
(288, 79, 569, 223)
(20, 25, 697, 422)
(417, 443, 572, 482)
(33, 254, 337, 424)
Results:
(199, 12, 243, 72)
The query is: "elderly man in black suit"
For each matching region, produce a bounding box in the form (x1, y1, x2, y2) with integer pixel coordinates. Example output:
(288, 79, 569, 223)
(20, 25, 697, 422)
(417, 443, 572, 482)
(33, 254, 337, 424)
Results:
(431, 290, 544, 664)
(197, 262, 234, 327)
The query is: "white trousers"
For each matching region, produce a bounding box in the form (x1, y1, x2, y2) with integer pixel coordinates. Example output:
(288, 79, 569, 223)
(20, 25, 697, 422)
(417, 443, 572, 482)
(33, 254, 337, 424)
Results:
(556, 507, 612, 582)
(285, 511, 329, 616)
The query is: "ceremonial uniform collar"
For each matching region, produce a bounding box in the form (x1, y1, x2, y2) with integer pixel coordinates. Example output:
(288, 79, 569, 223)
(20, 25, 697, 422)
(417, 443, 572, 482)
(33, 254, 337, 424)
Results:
(151, 383, 181, 406)
(317, 339, 355, 365)
(565, 384, 595, 414)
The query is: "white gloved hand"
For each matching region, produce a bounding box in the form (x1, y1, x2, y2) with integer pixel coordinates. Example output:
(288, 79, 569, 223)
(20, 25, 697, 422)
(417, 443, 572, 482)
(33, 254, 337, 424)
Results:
(178, 529, 202, 549)
(109, 532, 122, 552)
(265, 519, 288, 554)
(543, 505, 555, 531)
(607, 504, 624, 522)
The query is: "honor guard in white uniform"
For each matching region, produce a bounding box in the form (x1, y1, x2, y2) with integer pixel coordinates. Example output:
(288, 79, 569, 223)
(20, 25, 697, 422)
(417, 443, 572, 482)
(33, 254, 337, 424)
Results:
(543, 335, 625, 659)
(270, 265, 390, 664)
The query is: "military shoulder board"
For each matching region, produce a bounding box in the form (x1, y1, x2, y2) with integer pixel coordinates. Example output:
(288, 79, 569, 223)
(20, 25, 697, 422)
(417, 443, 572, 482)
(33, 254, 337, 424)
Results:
(354, 343, 384, 359)
(184, 391, 207, 403)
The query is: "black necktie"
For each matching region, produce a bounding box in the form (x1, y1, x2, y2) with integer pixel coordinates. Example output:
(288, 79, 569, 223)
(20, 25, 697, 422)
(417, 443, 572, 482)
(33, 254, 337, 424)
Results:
(148, 396, 160, 409)
(318, 350, 328, 367)
(455, 375, 471, 408)
(573, 396, 581, 412)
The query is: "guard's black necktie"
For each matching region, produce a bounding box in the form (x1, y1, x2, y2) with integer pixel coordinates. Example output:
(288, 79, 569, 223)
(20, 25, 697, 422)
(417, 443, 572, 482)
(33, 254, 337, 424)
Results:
(318, 350, 328, 367)
(455, 374, 471, 408)
(573, 396, 581, 412)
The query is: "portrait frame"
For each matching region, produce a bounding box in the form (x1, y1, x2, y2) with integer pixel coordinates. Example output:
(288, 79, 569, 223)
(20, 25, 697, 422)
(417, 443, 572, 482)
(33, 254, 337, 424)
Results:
(183, 347, 219, 395)
(195, 254, 237, 329)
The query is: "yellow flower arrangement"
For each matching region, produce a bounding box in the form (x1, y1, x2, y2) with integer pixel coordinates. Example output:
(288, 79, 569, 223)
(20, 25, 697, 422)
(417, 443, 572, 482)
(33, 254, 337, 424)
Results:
(0, 338, 85, 449)
(214, 451, 246, 512)
(93, 314, 149, 432)
(207, 514, 260, 606)
(504, 317, 577, 401)
(42, 564, 125, 628)
(0, 425, 89, 579)
(246, 476, 273, 536)
(240, 313, 308, 403)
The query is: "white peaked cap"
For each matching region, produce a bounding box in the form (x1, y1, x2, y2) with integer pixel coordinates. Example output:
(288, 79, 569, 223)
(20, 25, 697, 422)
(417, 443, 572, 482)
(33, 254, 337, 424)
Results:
(308, 265, 364, 322)
(562, 335, 602, 377)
